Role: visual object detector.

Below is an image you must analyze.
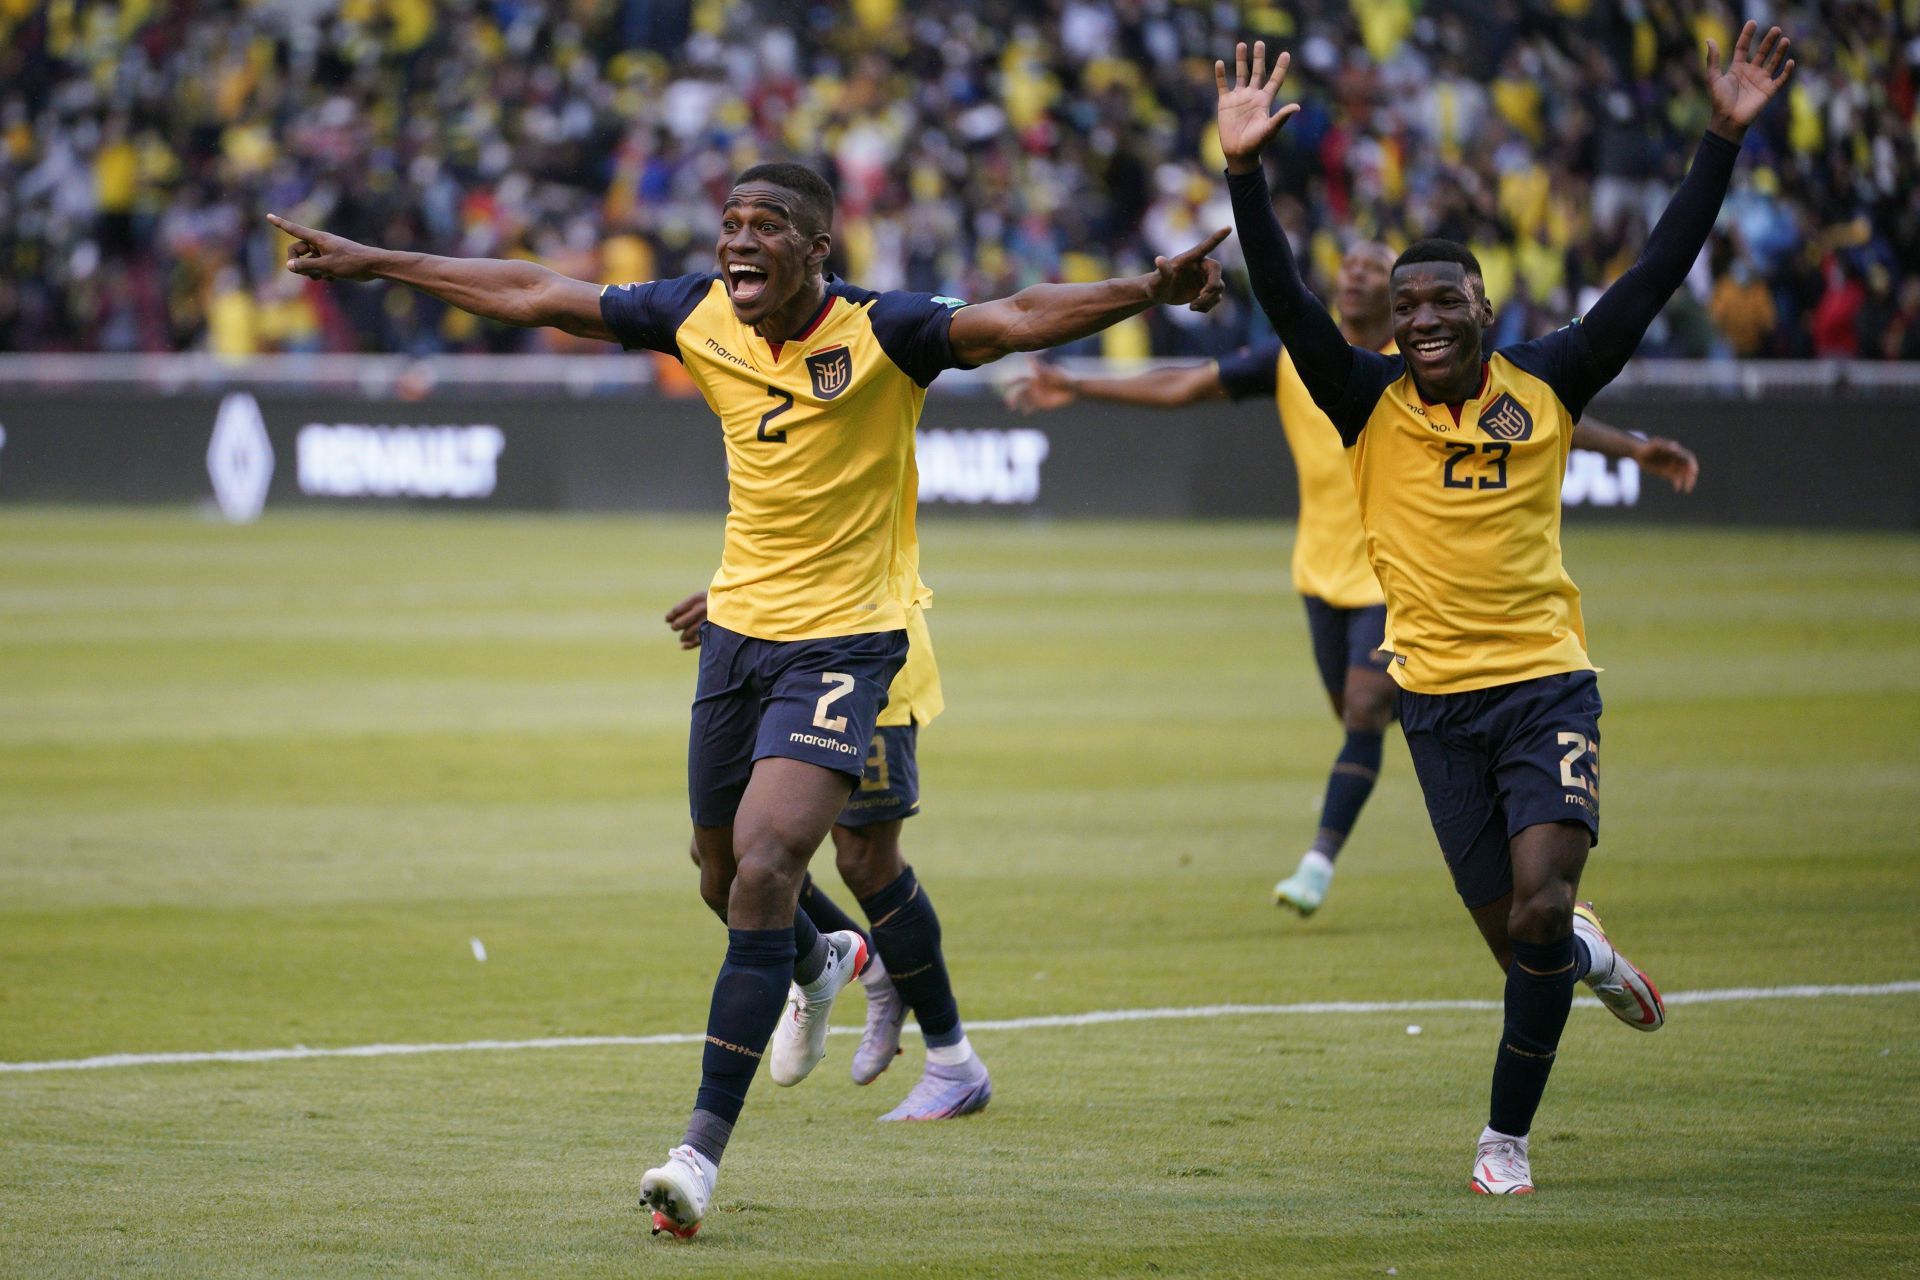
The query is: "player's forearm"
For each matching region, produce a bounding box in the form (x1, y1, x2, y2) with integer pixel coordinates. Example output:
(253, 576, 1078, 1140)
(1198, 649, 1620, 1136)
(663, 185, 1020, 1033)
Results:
(1580, 132, 1739, 375)
(979, 278, 1159, 357)
(1070, 366, 1227, 407)
(1570, 417, 1642, 460)
(372, 251, 574, 329)
(1224, 167, 1353, 410)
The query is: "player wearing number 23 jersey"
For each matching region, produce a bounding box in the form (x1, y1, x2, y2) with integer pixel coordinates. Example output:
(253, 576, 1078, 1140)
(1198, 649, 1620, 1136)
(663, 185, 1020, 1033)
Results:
(1221, 20, 1792, 1189)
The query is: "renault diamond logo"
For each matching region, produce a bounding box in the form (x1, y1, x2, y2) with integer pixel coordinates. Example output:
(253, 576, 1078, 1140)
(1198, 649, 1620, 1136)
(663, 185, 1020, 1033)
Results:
(806, 345, 853, 400)
(208, 392, 274, 523)
(1480, 392, 1534, 442)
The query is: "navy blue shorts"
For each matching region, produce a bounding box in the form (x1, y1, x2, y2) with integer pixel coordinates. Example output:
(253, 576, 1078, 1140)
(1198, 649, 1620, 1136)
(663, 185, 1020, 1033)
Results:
(1397, 671, 1602, 910)
(838, 724, 921, 827)
(688, 622, 909, 828)
(1302, 596, 1391, 701)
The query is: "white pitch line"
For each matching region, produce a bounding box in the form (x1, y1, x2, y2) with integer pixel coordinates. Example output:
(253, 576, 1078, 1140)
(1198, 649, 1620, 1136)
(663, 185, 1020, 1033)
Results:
(3, 980, 1915, 1076)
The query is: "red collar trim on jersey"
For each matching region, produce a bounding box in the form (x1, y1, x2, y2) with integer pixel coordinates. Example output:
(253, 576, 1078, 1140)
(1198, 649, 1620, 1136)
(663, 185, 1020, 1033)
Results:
(1418, 360, 1491, 426)
(1416, 360, 1491, 407)
(767, 292, 836, 361)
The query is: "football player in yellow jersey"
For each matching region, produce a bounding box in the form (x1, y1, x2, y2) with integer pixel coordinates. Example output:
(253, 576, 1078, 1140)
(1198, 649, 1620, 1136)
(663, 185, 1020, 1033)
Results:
(1005, 252, 1698, 919)
(1216, 27, 1790, 1193)
(664, 587, 958, 1113)
(268, 162, 1230, 1237)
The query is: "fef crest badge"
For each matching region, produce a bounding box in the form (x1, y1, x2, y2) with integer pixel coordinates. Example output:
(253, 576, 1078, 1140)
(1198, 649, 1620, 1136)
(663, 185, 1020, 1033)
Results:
(1480, 393, 1534, 442)
(806, 346, 853, 400)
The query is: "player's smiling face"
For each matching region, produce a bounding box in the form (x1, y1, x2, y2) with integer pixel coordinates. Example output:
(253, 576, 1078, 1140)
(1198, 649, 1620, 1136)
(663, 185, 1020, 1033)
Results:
(715, 184, 830, 326)
(1392, 263, 1494, 398)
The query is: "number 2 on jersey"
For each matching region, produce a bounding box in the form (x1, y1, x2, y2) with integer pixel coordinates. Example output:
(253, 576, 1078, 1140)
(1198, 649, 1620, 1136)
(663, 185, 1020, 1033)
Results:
(757, 386, 793, 442)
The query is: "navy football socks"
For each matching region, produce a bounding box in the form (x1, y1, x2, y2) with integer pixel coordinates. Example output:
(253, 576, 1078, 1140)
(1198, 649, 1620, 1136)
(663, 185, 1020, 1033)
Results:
(684, 926, 795, 1163)
(1312, 728, 1383, 860)
(792, 906, 827, 987)
(798, 874, 871, 949)
(1488, 934, 1579, 1138)
(859, 866, 964, 1048)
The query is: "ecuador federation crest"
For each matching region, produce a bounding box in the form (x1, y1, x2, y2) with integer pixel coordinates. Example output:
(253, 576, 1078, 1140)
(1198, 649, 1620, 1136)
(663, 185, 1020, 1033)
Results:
(806, 345, 854, 400)
(1480, 392, 1534, 442)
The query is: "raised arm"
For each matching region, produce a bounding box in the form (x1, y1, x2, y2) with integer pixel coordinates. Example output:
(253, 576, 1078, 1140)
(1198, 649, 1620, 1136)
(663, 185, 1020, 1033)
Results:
(1579, 23, 1792, 379)
(266, 214, 614, 341)
(1006, 358, 1229, 413)
(1570, 416, 1700, 494)
(1215, 43, 1357, 417)
(947, 229, 1229, 366)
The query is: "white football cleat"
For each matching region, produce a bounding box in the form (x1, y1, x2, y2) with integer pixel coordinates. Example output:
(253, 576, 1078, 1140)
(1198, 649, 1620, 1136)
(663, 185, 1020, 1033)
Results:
(1273, 851, 1334, 916)
(1572, 902, 1664, 1032)
(852, 952, 906, 1085)
(769, 930, 868, 1087)
(1471, 1130, 1534, 1195)
(640, 1144, 715, 1239)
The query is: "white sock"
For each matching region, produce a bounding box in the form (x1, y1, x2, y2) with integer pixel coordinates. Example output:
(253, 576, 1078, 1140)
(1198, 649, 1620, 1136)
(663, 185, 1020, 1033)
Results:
(1299, 850, 1335, 877)
(859, 952, 891, 990)
(1479, 1125, 1527, 1149)
(926, 1035, 974, 1068)
(1572, 918, 1613, 982)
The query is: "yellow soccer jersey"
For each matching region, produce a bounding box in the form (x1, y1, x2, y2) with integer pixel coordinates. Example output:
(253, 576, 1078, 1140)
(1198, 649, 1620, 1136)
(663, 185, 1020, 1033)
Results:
(1327, 328, 1607, 694)
(601, 275, 969, 642)
(878, 599, 945, 728)
(1218, 341, 1388, 608)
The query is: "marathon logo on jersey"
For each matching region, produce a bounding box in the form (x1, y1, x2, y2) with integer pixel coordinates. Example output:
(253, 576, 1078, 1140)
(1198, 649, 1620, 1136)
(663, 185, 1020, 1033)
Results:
(1480, 393, 1534, 442)
(806, 345, 853, 400)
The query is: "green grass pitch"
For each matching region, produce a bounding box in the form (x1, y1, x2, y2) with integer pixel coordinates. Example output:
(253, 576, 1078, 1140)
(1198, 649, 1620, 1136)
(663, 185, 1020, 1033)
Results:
(2, 509, 1916, 1277)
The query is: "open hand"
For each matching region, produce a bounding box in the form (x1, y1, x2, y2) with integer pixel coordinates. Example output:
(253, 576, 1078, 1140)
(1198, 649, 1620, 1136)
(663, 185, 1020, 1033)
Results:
(1215, 41, 1300, 174)
(1004, 360, 1079, 413)
(1705, 22, 1793, 139)
(1150, 227, 1230, 312)
(1634, 436, 1700, 494)
(664, 592, 708, 649)
(266, 213, 381, 282)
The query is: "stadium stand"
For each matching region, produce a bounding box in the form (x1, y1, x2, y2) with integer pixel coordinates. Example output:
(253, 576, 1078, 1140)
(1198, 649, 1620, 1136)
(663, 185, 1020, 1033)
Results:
(1, 0, 1913, 359)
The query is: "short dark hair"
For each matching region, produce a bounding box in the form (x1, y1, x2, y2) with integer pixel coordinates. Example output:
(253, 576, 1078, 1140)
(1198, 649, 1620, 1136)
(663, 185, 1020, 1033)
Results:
(1393, 238, 1483, 280)
(732, 163, 836, 235)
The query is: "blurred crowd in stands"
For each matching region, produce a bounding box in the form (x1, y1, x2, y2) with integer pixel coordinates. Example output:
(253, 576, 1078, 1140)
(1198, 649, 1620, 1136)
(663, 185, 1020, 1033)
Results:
(3, 0, 1917, 361)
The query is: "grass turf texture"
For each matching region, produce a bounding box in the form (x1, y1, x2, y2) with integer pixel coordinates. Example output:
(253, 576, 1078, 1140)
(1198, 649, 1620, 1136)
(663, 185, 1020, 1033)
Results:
(2, 509, 1916, 1277)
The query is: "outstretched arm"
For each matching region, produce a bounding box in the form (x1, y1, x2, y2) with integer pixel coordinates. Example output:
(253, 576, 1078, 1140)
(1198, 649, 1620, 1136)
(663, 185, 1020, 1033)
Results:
(1215, 43, 1358, 419)
(947, 229, 1229, 366)
(1579, 23, 1792, 379)
(266, 214, 614, 341)
(1005, 358, 1229, 412)
(1571, 417, 1700, 494)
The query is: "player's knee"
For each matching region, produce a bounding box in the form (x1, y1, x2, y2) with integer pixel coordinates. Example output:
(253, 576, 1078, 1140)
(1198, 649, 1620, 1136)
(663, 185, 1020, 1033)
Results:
(730, 841, 806, 909)
(1507, 885, 1574, 944)
(832, 823, 902, 898)
(1342, 684, 1395, 733)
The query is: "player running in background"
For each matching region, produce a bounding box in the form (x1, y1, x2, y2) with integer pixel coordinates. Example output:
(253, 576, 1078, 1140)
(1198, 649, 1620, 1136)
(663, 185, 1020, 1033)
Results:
(665, 587, 980, 1123)
(1004, 261, 1699, 919)
(1214, 25, 1789, 1193)
(268, 164, 1228, 1238)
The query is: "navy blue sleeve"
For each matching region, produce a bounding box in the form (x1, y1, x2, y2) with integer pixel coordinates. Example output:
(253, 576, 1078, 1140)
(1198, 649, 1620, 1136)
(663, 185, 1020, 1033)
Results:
(598, 273, 716, 356)
(867, 291, 969, 387)
(1215, 341, 1282, 401)
(1555, 131, 1741, 407)
(1225, 167, 1396, 443)
(1499, 323, 1604, 421)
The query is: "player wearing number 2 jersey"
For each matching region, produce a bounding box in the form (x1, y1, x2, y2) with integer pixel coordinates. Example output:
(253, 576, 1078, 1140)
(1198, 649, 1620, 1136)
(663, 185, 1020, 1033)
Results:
(269, 160, 1231, 1238)
(1215, 25, 1792, 1193)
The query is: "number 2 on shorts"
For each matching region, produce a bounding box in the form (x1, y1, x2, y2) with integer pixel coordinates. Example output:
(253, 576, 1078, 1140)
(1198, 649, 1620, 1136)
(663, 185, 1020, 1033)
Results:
(813, 672, 856, 733)
(1557, 731, 1597, 793)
